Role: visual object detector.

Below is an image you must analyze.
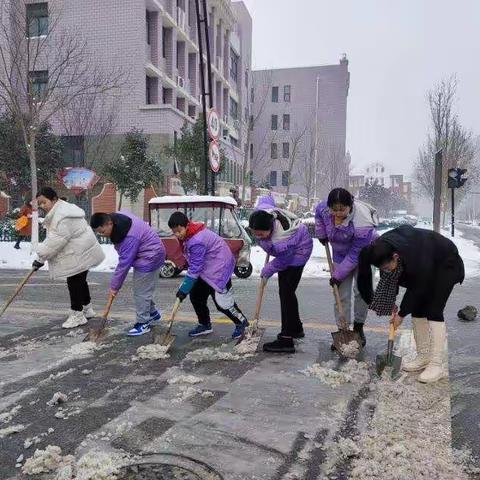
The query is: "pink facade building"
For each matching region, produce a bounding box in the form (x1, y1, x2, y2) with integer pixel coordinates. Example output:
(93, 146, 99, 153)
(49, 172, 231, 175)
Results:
(251, 57, 350, 202)
(6, 0, 252, 198)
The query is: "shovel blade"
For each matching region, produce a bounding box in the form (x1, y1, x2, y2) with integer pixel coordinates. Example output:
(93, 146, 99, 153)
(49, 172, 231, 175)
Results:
(157, 332, 176, 350)
(83, 316, 108, 343)
(376, 353, 402, 379)
(331, 329, 362, 352)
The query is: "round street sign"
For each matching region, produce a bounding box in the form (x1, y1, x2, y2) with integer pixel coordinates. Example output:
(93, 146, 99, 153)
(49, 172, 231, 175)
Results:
(209, 140, 221, 173)
(207, 108, 220, 141)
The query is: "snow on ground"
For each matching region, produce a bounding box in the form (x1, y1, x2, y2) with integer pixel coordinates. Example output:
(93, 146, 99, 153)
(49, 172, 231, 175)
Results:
(0, 223, 479, 279)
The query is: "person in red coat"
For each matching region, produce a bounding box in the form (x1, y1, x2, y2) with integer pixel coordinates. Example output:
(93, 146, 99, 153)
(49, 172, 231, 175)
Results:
(14, 201, 32, 249)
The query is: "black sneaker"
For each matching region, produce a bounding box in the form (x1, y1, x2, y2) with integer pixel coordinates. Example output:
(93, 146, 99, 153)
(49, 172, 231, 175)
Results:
(263, 336, 295, 353)
(353, 322, 367, 347)
(277, 330, 304, 340)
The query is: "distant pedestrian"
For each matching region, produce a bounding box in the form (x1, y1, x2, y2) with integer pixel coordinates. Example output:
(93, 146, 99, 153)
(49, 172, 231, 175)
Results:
(168, 211, 249, 339)
(249, 196, 313, 353)
(315, 188, 378, 348)
(14, 200, 32, 249)
(33, 188, 105, 328)
(357, 225, 465, 383)
(91, 211, 165, 336)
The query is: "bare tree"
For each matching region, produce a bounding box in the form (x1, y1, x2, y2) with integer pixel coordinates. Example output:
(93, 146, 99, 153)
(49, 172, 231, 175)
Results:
(314, 140, 349, 196)
(414, 76, 478, 221)
(0, 1, 125, 246)
(240, 70, 273, 203)
(58, 93, 120, 171)
(300, 129, 316, 208)
(284, 124, 308, 198)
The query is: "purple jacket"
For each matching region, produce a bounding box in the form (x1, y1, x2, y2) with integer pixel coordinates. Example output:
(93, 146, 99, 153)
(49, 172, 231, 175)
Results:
(315, 199, 378, 281)
(183, 228, 235, 292)
(110, 212, 165, 291)
(255, 196, 313, 278)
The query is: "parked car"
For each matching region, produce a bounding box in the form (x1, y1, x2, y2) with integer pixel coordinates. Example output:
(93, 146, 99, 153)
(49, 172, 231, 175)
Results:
(149, 195, 253, 279)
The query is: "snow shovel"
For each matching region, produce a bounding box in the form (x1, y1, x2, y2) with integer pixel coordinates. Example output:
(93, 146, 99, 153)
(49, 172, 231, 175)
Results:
(152, 298, 181, 351)
(235, 254, 270, 346)
(0, 268, 36, 318)
(83, 293, 115, 342)
(324, 243, 362, 353)
(376, 322, 402, 380)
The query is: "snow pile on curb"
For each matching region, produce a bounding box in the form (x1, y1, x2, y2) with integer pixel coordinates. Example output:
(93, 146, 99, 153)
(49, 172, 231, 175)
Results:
(348, 378, 470, 479)
(22, 445, 74, 475)
(47, 392, 68, 406)
(185, 344, 255, 363)
(132, 344, 170, 361)
(0, 423, 25, 438)
(339, 340, 361, 359)
(167, 374, 203, 385)
(0, 405, 21, 423)
(301, 360, 370, 388)
(23, 447, 130, 479)
(67, 342, 98, 357)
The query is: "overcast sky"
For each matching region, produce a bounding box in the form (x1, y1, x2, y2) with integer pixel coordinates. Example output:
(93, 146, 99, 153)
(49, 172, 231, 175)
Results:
(241, 0, 480, 178)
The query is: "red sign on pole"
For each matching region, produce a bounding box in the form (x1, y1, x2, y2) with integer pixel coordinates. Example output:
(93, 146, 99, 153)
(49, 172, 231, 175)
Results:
(209, 140, 221, 173)
(207, 108, 220, 141)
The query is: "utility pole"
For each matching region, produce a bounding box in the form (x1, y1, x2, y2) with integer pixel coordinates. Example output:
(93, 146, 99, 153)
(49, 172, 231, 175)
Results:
(432, 150, 443, 233)
(313, 76, 319, 202)
(195, 0, 214, 195)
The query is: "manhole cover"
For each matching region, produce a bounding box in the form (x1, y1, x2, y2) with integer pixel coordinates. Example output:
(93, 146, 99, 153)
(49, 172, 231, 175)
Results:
(117, 454, 223, 480)
(119, 463, 202, 480)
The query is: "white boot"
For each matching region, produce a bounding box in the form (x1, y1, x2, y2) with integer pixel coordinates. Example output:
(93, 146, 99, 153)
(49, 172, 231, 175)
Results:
(402, 317, 430, 372)
(418, 321, 447, 383)
(83, 304, 96, 319)
(62, 310, 88, 329)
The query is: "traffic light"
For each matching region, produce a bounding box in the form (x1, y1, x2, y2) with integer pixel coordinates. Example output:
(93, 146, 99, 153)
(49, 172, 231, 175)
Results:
(448, 168, 468, 189)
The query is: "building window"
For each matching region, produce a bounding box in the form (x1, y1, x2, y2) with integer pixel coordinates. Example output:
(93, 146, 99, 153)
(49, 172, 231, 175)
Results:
(26, 3, 48, 38)
(250, 87, 254, 103)
(249, 115, 254, 130)
(271, 143, 278, 159)
(272, 86, 278, 103)
(249, 143, 253, 160)
(283, 114, 290, 130)
(230, 48, 239, 83)
(284, 85, 291, 102)
(229, 136, 238, 147)
(245, 69, 249, 88)
(162, 28, 167, 58)
(282, 142, 290, 158)
(270, 170, 277, 187)
(146, 11, 152, 45)
(29, 70, 48, 99)
(230, 98, 238, 120)
(146, 76, 153, 104)
(282, 171, 289, 187)
(271, 114, 278, 130)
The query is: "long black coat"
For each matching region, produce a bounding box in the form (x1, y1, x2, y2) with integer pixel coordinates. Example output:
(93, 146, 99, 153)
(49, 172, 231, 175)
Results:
(358, 225, 465, 320)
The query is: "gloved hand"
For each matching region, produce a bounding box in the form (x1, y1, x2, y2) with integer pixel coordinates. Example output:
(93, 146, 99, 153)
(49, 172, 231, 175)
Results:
(329, 277, 341, 288)
(176, 290, 188, 302)
(32, 260, 44, 271)
(318, 238, 328, 246)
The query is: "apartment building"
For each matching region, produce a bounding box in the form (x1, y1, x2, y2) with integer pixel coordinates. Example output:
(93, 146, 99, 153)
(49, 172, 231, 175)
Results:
(250, 58, 350, 202)
(6, 0, 252, 209)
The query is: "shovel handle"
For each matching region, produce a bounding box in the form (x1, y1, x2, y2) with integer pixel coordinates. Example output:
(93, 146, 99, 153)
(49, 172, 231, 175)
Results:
(388, 321, 397, 341)
(102, 293, 116, 319)
(0, 268, 36, 318)
(253, 254, 270, 321)
(165, 298, 181, 334)
(324, 243, 347, 323)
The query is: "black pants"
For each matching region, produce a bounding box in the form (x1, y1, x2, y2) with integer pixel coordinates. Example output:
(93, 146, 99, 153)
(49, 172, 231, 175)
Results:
(67, 271, 91, 312)
(278, 266, 304, 336)
(190, 278, 246, 326)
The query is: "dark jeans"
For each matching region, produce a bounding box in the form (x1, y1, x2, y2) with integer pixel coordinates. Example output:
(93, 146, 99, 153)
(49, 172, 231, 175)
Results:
(278, 266, 304, 337)
(67, 271, 91, 312)
(189, 278, 246, 327)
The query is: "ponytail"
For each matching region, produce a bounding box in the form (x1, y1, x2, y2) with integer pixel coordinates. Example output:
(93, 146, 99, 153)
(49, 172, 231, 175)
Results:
(357, 245, 374, 304)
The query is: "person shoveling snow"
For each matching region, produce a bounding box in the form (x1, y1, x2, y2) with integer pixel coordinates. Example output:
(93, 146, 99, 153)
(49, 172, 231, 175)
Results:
(358, 225, 465, 383)
(91, 212, 166, 337)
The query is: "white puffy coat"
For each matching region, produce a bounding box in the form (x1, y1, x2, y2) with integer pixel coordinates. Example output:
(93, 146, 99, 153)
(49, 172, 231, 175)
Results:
(37, 200, 105, 280)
